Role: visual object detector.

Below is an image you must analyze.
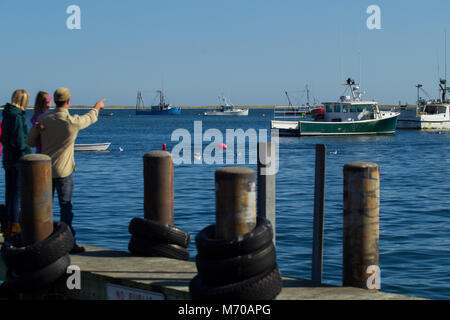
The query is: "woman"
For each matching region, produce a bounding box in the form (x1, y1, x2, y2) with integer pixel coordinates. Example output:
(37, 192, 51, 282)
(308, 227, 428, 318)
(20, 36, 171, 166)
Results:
(30, 91, 52, 153)
(0, 89, 31, 241)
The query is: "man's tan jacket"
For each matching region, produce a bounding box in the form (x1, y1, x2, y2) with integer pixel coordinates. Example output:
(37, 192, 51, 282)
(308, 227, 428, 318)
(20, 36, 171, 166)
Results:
(27, 108, 98, 178)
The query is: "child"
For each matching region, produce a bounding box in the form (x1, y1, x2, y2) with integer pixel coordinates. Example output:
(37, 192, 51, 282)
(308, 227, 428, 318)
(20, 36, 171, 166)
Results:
(30, 91, 52, 153)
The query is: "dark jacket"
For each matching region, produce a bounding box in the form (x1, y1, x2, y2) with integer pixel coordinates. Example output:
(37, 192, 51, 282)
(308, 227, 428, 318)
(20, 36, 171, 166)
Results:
(1, 103, 31, 167)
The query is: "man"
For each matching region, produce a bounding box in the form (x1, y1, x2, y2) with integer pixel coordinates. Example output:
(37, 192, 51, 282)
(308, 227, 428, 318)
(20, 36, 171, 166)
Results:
(27, 88, 105, 253)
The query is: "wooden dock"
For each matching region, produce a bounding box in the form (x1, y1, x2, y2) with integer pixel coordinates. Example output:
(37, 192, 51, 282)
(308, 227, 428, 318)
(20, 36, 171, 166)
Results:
(0, 236, 423, 300)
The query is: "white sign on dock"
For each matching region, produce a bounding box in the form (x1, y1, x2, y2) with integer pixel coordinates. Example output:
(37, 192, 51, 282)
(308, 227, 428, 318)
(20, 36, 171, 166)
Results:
(106, 283, 165, 300)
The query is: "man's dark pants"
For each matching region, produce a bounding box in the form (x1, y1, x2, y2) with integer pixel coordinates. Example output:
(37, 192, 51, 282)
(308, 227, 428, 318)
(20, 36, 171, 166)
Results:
(52, 173, 76, 241)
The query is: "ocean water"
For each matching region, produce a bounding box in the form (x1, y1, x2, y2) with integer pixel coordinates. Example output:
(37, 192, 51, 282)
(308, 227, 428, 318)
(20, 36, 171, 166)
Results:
(1, 108, 449, 299)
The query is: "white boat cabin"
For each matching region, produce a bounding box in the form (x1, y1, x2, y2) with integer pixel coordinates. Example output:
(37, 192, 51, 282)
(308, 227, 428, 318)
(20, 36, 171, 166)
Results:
(322, 97, 382, 122)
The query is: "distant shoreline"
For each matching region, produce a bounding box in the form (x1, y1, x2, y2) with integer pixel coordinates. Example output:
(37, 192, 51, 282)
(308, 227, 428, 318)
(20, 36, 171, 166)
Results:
(1, 105, 410, 110)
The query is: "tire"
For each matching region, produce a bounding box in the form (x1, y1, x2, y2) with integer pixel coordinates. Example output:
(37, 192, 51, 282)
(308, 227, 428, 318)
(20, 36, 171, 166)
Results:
(129, 217, 191, 248)
(1, 222, 74, 275)
(2, 254, 71, 294)
(128, 235, 189, 261)
(195, 217, 273, 259)
(189, 264, 282, 301)
(196, 242, 277, 286)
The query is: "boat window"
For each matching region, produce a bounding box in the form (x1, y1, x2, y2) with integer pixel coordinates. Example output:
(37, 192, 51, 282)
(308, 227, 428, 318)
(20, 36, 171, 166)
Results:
(350, 105, 357, 112)
(334, 104, 341, 112)
(364, 106, 371, 111)
(326, 105, 333, 113)
(342, 105, 348, 113)
(424, 105, 447, 114)
(357, 105, 364, 112)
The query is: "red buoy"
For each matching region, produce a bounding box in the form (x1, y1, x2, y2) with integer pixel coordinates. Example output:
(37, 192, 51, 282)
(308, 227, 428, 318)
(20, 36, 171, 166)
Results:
(162, 144, 166, 151)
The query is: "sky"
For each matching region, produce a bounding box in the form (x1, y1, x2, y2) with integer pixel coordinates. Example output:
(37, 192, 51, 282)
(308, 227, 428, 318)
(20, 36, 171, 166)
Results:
(0, 0, 450, 106)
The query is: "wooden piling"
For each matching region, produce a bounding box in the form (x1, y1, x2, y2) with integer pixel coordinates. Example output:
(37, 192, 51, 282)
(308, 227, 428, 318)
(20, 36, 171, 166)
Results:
(257, 142, 276, 244)
(343, 162, 380, 290)
(19, 154, 53, 246)
(215, 167, 257, 240)
(143, 151, 174, 225)
(312, 144, 326, 284)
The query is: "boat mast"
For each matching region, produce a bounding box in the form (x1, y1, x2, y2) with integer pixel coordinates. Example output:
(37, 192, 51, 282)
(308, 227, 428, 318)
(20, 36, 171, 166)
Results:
(346, 78, 356, 100)
(416, 84, 422, 107)
(157, 90, 165, 107)
(306, 85, 310, 106)
(285, 91, 293, 106)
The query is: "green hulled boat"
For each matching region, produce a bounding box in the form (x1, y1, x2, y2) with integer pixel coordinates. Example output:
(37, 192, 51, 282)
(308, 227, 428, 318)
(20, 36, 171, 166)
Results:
(271, 78, 399, 136)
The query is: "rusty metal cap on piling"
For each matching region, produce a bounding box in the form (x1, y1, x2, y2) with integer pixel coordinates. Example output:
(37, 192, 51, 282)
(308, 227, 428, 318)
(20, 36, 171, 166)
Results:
(19, 154, 51, 164)
(215, 167, 255, 179)
(344, 162, 379, 172)
(143, 150, 172, 159)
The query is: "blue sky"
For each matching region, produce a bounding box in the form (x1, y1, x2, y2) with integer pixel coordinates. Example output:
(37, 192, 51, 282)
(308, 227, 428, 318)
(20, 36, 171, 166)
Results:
(0, 0, 449, 106)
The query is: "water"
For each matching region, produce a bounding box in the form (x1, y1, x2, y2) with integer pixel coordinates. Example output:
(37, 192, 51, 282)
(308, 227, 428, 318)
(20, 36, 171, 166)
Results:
(1, 108, 449, 299)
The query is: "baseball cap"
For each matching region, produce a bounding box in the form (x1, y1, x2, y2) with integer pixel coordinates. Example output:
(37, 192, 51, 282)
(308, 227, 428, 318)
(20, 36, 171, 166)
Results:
(54, 88, 71, 103)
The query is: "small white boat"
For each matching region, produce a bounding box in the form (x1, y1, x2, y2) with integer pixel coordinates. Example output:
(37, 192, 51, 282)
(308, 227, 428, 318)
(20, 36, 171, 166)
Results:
(204, 95, 248, 116)
(74, 143, 111, 152)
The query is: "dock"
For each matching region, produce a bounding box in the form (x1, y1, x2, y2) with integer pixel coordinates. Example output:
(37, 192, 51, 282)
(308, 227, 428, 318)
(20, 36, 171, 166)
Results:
(0, 237, 423, 300)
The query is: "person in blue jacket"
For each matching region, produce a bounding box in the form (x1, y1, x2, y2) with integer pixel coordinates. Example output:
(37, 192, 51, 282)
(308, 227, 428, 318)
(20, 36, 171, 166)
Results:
(0, 89, 31, 241)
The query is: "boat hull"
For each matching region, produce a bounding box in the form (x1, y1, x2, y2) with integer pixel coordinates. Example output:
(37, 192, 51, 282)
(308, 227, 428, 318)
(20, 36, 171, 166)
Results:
(272, 114, 398, 136)
(397, 119, 450, 129)
(136, 107, 181, 115)
(204, 109, 249, 116)
(74, 143, 111, 152)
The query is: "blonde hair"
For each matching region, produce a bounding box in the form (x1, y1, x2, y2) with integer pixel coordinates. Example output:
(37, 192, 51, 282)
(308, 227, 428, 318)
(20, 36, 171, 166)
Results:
(11, 89, 30, 111)
(34, 91, 50, 114)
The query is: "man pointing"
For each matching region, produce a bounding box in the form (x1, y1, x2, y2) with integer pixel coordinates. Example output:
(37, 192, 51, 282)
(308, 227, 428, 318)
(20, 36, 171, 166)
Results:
(27, 88, 105, 253)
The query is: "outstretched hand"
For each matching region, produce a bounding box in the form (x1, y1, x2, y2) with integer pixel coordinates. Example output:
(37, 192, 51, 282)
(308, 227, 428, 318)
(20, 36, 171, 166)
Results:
(94, 99, 106, 112)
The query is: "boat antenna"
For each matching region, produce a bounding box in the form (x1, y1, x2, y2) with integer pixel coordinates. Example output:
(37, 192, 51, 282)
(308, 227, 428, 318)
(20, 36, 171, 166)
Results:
(359, 50, 362, 89)
(437, 49, 440, 98)
(339, 28, 344, 83)
(445, 29, 447, 85)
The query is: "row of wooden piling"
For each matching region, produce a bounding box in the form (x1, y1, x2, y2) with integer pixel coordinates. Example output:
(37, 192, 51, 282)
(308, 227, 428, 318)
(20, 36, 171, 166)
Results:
(15, 142, 380, 293)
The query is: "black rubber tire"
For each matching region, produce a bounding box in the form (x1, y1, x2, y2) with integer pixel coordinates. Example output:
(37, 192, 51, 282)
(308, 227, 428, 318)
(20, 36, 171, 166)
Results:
(195, 217, 273, 259)
(128, 235, 189, 261)
(196, 242, 277, 286)
(128, 217, 191, 248)
(1, 222, 74, 275)
(189, 264, 282, 300)
(2, 254, 71, 294)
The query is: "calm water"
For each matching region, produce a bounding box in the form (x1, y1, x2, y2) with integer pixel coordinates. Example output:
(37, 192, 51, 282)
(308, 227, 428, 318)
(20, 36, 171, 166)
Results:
(1, 108, 449, 299)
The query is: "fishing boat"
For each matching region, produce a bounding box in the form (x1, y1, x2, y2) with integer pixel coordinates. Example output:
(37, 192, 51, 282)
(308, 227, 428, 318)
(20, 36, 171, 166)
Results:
(271, 78, 399, 136)
(135, 90, 181, 115)
(74, 143, 111, 152)
(277, 85, 324, 117)
(395, 80, 450, 129)
(204, 95, 248, 116)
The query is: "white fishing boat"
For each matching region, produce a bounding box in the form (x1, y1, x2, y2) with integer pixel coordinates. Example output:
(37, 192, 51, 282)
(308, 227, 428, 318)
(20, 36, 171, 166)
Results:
(204, 95, 248, 116)
(271, 78, 399, 136)
(395, 81, 450, 130)
(74, 143, 111, 152)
